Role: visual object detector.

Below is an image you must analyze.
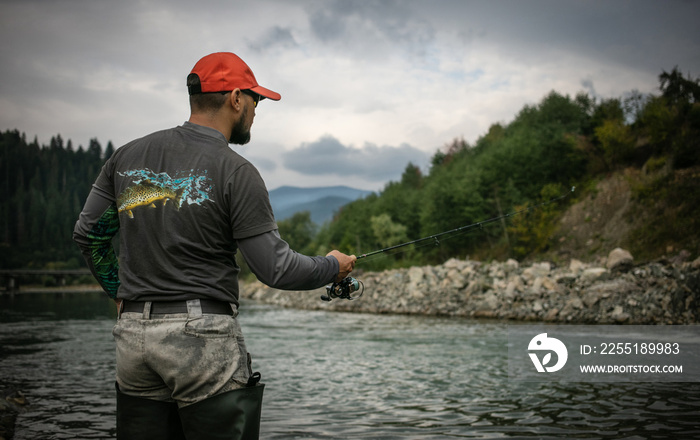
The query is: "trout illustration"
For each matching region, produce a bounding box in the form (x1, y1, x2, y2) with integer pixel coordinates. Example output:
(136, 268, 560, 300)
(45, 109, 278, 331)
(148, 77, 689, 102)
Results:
(117, 181, 184, 219)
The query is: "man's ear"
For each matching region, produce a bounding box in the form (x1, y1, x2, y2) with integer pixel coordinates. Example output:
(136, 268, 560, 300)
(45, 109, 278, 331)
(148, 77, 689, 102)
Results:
(229, 89, 243, 112)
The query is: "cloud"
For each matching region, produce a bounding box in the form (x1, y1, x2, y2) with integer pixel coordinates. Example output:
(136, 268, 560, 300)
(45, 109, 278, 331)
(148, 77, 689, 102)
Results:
(282, 135, 430, 182)
(247, 26, 299, 52)
(307, 0, 435, 61)
(239, 150, 278, 173)
(580, 79, 597, 99)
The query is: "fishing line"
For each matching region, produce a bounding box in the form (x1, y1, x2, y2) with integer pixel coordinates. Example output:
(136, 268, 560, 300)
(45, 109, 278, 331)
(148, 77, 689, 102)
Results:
(320, 186, 576, 302)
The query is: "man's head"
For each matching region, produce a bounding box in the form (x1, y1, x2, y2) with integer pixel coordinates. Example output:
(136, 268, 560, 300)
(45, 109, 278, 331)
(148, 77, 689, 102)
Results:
(187, 52, 280, 144)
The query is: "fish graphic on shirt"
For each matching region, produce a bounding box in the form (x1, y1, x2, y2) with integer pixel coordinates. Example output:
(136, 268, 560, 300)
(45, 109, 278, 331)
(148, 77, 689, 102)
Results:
(117, 181, 184, 219)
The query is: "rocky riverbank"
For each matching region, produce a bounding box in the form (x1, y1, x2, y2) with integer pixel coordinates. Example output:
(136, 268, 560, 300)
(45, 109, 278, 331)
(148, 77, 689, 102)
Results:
(240, 248, 699, 324)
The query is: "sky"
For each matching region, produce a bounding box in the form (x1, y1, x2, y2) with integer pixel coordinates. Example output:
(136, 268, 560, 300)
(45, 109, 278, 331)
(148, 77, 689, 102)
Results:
(1, 0, 699, 192)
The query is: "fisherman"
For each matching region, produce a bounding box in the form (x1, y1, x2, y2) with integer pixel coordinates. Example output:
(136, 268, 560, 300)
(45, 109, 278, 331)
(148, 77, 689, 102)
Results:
(73, 52, 356, 440)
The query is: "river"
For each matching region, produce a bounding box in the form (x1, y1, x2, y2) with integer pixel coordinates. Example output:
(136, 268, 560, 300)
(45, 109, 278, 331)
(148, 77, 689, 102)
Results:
(1, 291, 699, 439)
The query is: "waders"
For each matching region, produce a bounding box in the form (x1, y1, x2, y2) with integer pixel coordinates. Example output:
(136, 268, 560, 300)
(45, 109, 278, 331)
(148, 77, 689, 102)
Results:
(116, 377, 264, 440)
(116, 383, 186, 440)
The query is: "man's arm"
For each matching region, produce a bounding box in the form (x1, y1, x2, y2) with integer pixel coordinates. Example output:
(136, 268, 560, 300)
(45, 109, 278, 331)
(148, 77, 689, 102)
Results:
(73, 185, 121, 300)
(238, 230, 356, 290)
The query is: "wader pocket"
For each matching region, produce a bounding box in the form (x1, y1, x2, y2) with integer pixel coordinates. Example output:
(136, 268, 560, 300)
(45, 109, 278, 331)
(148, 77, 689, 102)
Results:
(183, 315, 235, 339)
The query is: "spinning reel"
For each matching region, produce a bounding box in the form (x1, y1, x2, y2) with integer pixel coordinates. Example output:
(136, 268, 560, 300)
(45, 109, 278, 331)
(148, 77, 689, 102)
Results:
(320, 276, 364, 302)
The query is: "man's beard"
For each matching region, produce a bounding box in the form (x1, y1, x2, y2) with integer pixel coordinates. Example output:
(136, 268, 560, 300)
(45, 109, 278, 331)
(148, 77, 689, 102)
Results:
(229, 116, 251, 145)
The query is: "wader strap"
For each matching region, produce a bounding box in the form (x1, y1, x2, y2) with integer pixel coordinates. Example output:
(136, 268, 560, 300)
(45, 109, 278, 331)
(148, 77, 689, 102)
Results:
(186, 299, 203, 318)
(142, 302, 152, 320)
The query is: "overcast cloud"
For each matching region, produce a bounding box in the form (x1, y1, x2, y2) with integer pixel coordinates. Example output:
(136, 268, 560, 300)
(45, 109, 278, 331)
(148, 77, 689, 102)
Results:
(1, 0, 699, 191)
(282, 135, 429, 181)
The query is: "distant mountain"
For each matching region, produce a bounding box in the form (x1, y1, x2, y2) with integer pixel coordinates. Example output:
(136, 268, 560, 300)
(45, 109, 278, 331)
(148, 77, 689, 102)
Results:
(269, 185, 374, 224)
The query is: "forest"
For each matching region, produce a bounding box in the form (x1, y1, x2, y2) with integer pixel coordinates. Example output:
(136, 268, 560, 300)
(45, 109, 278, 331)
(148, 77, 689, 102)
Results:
(1, 67, 698, 278)
(0, 133, 115, 270)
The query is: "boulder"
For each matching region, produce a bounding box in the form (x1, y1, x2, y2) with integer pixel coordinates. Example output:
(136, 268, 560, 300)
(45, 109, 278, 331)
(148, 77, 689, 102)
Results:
(569, 258, 586, 274)
(607, 248, 634, 272)
(580, 267, 608, 284)
(522, 262, 551, 282)
(611, 305, 630, 323)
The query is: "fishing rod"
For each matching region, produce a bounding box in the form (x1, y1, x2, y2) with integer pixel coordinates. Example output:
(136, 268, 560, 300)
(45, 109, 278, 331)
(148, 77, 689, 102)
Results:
(321, 186, 576, 302)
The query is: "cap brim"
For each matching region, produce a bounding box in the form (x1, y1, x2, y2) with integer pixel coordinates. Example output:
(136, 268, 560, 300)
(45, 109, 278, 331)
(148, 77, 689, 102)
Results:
(250, 85, 281, 101)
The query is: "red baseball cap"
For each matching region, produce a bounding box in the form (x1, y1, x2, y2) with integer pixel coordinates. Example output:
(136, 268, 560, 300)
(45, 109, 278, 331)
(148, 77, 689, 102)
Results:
(188, 52, 281, 101)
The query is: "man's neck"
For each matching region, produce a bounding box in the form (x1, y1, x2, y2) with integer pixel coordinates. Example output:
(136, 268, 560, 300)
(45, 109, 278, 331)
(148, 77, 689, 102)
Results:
(188, 113, 230, 140)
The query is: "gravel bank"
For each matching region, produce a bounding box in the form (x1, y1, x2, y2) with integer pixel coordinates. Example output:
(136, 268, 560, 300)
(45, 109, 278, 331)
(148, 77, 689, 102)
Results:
(240, 248, 699, 324)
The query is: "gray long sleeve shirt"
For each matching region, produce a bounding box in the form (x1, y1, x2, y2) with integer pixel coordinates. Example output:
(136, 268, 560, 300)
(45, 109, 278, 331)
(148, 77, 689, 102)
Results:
(73, 122, 338, 305)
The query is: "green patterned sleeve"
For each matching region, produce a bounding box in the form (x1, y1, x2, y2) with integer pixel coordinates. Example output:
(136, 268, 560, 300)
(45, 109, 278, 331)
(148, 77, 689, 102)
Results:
(86, 205, 121, 298)
(74, 187, 121, 299)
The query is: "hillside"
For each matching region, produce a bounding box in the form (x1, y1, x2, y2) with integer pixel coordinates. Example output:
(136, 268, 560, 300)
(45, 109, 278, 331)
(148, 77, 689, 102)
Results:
(543, 165, 699, 265)
(268, 185, 373, 224)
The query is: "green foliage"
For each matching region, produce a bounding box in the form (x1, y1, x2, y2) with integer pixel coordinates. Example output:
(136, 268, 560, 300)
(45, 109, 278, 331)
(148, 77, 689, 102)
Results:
(640, 96, 675, 153)
(659, 67, 700, 105)
(379, 163, 423, 240)
(507, 184, 566, 259)
(419, 160, 486, 261)
(370, 213, 408, 249)
(277, 211, 316, 254)
(590, 98, 625, 129)
(644, 156, 668, 174)
(595, 119, 635, 168)
(477, 91, 588, 199)
(641, 67, 700, 167)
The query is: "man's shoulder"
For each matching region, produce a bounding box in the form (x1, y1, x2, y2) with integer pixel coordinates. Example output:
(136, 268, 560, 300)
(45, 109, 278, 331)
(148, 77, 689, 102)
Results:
(111, 125, 256, 172)
(115, 127, 178, 150)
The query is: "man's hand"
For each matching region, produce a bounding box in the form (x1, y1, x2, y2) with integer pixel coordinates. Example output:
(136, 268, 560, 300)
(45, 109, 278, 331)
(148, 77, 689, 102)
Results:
(326, 250, 357, 282)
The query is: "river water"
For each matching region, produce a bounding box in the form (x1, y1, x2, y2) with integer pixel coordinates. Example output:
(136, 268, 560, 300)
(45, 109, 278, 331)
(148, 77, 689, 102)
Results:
(1, 292, 699, 439)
